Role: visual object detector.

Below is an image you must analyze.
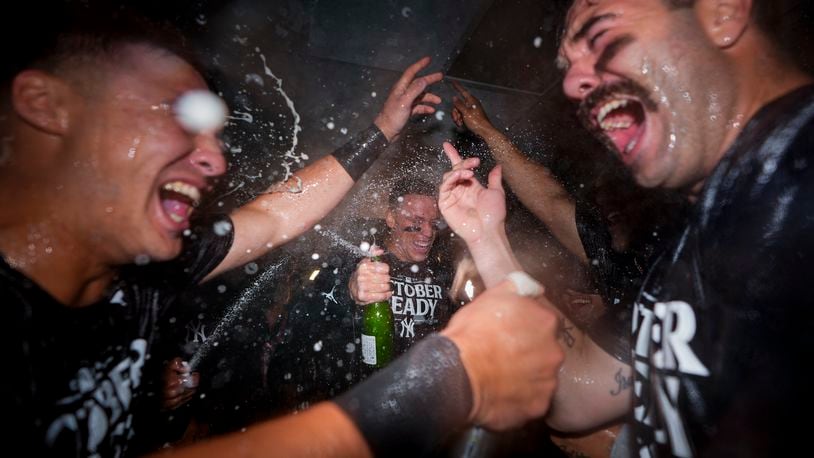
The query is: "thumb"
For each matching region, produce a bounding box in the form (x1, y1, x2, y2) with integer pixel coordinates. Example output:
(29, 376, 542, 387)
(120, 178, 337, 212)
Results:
(487, 165, 504, 192)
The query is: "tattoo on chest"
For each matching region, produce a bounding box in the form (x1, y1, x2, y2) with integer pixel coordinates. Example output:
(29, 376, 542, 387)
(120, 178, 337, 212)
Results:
(557, 316, 576, 348)
(609, 367, 632, 396)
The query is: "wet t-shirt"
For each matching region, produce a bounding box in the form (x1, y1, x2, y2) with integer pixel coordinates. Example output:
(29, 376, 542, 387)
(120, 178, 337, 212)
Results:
(575, 203, 646, 362)
(380, 252, 455, 357)
(2, 215, 233, 457)
(575, 201, 685, 363)
(631, 85, 814, 457)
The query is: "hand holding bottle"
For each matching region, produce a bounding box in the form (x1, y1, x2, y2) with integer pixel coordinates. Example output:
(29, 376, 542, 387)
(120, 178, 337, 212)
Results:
(349, 246, 392, 305)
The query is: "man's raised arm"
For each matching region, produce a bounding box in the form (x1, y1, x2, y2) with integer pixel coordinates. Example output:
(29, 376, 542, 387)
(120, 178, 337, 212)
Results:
(451, 81, 586, 262)
(206, 57, 443, 280)
(438, 141, 629, 434)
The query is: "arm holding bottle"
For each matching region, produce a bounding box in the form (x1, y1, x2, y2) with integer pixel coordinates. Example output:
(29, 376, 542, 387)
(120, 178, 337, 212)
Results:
(205, 58, 443, 281)
(152, 277, 563, 457)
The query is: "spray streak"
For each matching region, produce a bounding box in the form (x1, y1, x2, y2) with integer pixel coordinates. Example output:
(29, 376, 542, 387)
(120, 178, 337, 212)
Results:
(212, 180, 246, 201)
(188, 256, 289, 370)
(258, 50, 304, 182)
(314, 227, 366, 257)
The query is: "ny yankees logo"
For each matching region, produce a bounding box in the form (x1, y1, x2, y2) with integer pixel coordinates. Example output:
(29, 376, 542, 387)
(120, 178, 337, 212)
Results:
(400, 318, 416, 338)
(186, 321, 208, 344)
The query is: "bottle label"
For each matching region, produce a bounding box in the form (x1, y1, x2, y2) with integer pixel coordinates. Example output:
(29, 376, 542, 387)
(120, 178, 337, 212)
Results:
(361, 333, 377, 365)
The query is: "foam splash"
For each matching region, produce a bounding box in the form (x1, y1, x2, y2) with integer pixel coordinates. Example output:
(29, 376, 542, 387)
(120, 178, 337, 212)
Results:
(258, 50, 305, 183)
(188, 256, 289, 370)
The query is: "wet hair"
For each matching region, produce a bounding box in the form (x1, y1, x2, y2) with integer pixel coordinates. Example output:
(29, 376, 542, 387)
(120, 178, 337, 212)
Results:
(560, 0, 781, 43)
(387, 177, 437, 209)
(1, 3, 202, 103)
(662, 0, 781, 37)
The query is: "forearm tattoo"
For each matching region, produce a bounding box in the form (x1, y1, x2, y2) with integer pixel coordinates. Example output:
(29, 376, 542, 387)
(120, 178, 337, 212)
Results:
(609, 368, 632, 396)
(557, 316, 576, 348)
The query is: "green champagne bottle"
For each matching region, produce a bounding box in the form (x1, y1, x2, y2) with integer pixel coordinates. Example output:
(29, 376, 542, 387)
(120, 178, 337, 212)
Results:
(361, 256, 394, 369)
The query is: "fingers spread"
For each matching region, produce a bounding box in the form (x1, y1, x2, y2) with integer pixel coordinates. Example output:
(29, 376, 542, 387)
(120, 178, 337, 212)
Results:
(412, 105, 436, 116)
(440, 169, 476, 193)
(443, 141, 462, 164)
(394, 56, 431, 93)
(419, 92, 442, 105)
(487, 165, 504, 192)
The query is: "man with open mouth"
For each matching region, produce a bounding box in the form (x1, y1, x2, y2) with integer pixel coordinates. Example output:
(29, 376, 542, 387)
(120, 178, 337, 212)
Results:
(440, 0, 814, 457)
(0, 6, 564, 458)
(348, 177, 456, 364)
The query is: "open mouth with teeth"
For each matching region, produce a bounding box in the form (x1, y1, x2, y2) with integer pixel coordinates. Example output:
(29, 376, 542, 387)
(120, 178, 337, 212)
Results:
(593, 97, 646, 162)
(159, 181, 201, 226)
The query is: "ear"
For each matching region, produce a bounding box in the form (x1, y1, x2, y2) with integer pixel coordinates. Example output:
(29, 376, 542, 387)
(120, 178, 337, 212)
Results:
(697, 0, 752, 49)
(385, 210, 396, 230)
(11, 70, 73, 135)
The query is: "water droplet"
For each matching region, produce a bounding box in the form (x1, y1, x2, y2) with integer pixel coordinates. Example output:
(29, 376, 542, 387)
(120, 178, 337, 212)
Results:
(345, 342, 356, 353)
(533, 36, 543, 48)
(213, 220, 233, 236)
(313, 340, 323, 352)
(244, 262, 259, 275)
(217, 284, 227, 293)
(135, 254, 150, 266)
(311, 253, 320, 260)
(326, 121, 335, 130)
(410, 264, 419, 273)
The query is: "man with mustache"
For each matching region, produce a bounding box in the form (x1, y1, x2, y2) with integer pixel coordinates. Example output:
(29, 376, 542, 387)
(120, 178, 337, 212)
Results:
(440, 0, 813, 456)
(1, 7, 563, 457)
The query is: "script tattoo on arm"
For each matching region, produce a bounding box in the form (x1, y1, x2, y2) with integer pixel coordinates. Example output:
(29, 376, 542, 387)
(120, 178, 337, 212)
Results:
(557, 316, 576, 348)
(609, 367, 632, 396)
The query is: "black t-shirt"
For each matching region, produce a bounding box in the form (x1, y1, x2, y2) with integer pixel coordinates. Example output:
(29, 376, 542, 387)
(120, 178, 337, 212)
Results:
(2, 215, 233, 457)
(575, 200, 686, 363)
(379, 252, 455, 356)
(631, 85, 814, 457)
(575, 203, 647, 362)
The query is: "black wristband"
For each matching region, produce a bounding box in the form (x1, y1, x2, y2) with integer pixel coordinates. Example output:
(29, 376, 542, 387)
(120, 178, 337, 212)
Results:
(335, 334, 473, 457)
(332, 124, 389, 181)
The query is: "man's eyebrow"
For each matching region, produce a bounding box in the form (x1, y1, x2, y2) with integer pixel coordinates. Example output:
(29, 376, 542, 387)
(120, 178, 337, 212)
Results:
(572, 13, 617, 43)
(596, 34, 634, 71)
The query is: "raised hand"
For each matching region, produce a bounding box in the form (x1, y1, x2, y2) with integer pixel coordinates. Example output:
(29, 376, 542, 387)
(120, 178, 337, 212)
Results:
(162, 357, 199, 411)
(450, 80, 494, 136)
(438, 142, 506, 245)
(348, 246, 392, 305)
(374, 57, 443, 141)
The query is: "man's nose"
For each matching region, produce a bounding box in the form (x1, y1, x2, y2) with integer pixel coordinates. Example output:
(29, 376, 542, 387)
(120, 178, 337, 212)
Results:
(190, 133, 226, 177)
(562, 60, 601, 102)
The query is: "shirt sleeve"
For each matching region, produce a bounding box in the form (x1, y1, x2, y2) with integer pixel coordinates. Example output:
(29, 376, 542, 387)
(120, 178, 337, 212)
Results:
(155, 214, 236, 287)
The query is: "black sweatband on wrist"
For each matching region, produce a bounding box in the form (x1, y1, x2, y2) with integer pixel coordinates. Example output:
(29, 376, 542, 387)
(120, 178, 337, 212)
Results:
(335, 334, 473, 457)
(332, 124, 389, 181)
